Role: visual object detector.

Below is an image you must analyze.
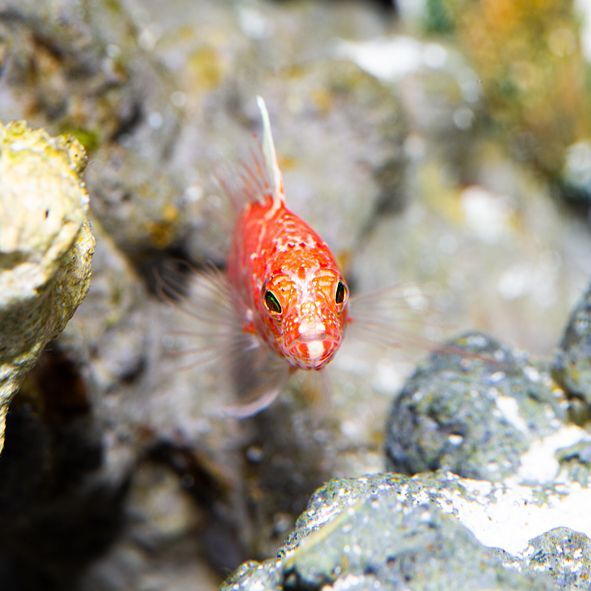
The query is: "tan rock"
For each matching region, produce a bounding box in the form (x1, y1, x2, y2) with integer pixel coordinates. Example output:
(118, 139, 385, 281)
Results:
(0, 121, 95, 452)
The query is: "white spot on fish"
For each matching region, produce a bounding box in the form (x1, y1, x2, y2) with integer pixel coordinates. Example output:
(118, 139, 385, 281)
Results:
(299, 320, 326, 337)
(306, 340, 325, 360)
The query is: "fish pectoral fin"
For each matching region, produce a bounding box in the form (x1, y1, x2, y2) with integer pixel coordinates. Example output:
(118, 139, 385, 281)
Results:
(158, 264, 259, 370)
(220, 386, 283, 419)
(223, 348, 290, 417)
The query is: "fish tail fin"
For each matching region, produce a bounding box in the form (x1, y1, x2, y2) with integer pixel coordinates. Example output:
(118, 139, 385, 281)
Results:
(256, 95, 285, 208)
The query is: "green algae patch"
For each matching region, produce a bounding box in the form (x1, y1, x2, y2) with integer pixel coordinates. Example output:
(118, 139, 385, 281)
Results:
(0, 121, 95, 453)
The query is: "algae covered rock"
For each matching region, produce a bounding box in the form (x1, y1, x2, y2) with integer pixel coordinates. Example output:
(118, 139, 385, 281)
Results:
(554, 282, 591, 404)
(522, 527, 591, 590)
(222, 471, 591, 591)
(0, 0, 186, 258)
(444, 0, 591, 181)
(385, 332, 565, 482)
(0, 121, 94, 452)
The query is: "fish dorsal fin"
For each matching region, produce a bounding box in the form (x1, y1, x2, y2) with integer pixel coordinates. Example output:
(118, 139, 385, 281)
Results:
(214, 97, 285, 213)
(256, 96, 284, 209)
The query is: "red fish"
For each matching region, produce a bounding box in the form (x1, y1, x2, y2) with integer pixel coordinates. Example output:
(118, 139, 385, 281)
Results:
(225, 98, 349, 372)
(162, 97, 432, 416)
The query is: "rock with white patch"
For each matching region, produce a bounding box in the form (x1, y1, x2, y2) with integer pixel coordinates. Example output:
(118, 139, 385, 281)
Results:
(222, 471, 591, 590)
(385, 332, 567, 482)
(522, 527, 591, 590)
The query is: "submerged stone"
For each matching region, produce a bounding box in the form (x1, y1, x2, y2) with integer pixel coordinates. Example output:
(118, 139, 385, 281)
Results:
(385, 332, 564, 482)
(556, 441, 591, 486)
(222, 471, 591, 591)
(0, 0, 187, 258)
(0, 121, 94, 452)
(554, 281, 591, 405)
(522, 527, 591, 591)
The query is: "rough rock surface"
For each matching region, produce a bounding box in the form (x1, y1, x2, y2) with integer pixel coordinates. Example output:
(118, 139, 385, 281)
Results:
(0, 121, 94, 452)
(0, 0, 185, 257)
(0, 1, 591, 590)
(385, 332, 565, 481)
(554, 283, 591, 405)
(222, 471, 591, 591)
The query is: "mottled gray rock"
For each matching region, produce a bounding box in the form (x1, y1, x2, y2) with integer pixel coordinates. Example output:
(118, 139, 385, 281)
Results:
(60, 220, 149, 393)
(522, 527, 591, 591)
(0, 121, 94, 452)
(554, 282, 591, 404)
(222, 471, 591, 591)
(280, 495, 531, 591)
(338, 36, 481, 157)
(348, 142, 591, 358)
(556, 441, 591, 486)
(0, 0, 188, 257)
(385, 332, 564, 482)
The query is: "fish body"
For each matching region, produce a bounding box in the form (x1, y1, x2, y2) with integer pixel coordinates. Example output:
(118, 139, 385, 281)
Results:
(226, 99, 349, 371)
(166, 97, 450, 415)
(228, 195, 348, 370)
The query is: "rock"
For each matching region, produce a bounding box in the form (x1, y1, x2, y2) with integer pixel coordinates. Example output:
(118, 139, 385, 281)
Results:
(0, 0, 189, 258)
(385, 332, 567, 482)
(556, 441, 591, 486)
(554, 282, 591, 404)
(0, 120, 94, 452)
(222, 471, 591, 590)
(444, 0, 591, 181)
(60, 220, 149, 393)
(522, 527, 591, 591)
(80, 460, 220, 591)
(560, 140, 591, 206)
(349, 141, 591, 358)
(337, 36, 481, 149)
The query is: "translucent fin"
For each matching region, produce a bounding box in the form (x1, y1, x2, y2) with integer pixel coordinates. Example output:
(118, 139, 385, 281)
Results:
(348, 282, 451, 352)
(156, 260, 293, 415)
(156, 261, 260, 370)
(221, 384, 283, 419)
(256, 95, 284, 208)
(221, 345, 291, 418)
(214, 97, 285, 212)
(347, 283, 510, 369)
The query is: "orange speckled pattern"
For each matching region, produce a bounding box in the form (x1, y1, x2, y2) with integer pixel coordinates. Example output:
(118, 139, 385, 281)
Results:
(227, 194, 349, 370)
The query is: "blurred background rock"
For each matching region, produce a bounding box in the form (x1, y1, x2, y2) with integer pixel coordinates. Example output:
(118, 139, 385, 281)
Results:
(1, 0, 591, 590)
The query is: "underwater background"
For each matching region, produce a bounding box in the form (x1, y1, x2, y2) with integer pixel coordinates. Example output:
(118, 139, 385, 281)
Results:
(2, 1, 591, 589)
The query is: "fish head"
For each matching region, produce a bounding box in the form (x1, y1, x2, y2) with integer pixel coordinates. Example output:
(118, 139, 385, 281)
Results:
(259, 265, 349, 370)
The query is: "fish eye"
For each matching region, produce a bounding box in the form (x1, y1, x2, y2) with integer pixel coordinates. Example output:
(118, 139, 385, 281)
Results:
(335, 281, 347, 305)
(264, 290, 282, 314)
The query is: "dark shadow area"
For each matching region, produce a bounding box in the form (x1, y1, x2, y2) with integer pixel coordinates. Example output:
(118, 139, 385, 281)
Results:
(0, 350, 129, 591)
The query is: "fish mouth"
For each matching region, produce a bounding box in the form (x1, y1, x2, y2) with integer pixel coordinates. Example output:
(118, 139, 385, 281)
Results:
(297, 332, 327, 343)
(286, 337, 339, 370)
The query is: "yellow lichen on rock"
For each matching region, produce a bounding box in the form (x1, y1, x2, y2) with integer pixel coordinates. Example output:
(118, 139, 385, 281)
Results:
(0, 121, 95, 452)
(446, 0, 591, 177)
